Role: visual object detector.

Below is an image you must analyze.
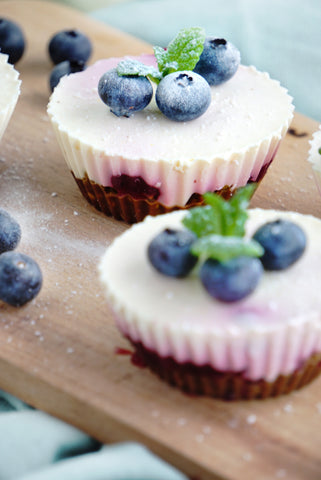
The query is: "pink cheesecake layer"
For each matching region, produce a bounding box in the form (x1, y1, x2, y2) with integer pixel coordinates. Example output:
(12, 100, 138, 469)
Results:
(99, 209, 321, 383)
(47, 55, 293, 207)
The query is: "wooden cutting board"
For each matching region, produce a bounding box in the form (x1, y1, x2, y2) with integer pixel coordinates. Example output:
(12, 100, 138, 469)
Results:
(0, 1, 320, 479)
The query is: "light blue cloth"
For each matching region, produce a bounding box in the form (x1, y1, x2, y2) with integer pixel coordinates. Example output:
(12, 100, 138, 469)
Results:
(0, 390, 186, 480)
(18, 445, 187, 480)
(91, 0, 321, 122)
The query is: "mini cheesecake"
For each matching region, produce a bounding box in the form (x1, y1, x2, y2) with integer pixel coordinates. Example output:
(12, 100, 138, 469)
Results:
(0, 53, 21, 141)
(99, 208, 321, 399)
(47, 54, 294, 223)
(308, 125, 321, 194)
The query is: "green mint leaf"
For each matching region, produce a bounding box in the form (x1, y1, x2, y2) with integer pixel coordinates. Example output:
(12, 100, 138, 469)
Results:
(116, 27, 206, 84)
(153, 45, 168, 72)
(183, 184, 256, 238)
(182, 205, 222, 238)
(154, 27, 205, 76)
(182, 185, 260, 262)
(116, 59, 162, 83)
(224, 183, 257, 236)
(318, 147, 321, 155)
(228, 183, 256, 210)
(191, 235, 264, 263)
(202, 192, 237, 236)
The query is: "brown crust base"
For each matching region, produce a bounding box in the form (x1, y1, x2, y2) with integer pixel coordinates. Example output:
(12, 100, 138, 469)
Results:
(73, 173, 240, 223)
(72, 156, 272, 223)
(130, 341, 321, 400)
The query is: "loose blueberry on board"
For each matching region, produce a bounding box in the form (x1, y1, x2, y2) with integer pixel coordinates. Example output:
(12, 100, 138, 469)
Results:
(155, 71, 211, 122)
(0, 252, 42, 307)
(0, 209, 21, 254)
(98, 69, 153, 117)
(194, 38, 240, 86)
(49, 59, 85, 92)
(253, 219, 306, 270)
(0, 18, 25, 64)
(200, 256, 263, 302)
(148, 228, 198, 277)
(48, 29, 92, 65)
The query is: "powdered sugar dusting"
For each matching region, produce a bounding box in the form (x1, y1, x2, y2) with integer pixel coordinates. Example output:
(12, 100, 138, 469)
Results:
(0, 122, 125, 381)
(0, 154, 109, 263)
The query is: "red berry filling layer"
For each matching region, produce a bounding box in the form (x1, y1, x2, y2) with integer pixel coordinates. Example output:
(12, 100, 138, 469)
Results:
(127, 340, 321, 400)
(111, 174, 160, 200)
(72, 156, 275, 223)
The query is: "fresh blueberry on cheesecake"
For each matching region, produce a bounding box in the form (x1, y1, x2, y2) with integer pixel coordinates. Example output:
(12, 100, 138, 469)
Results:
(194, 37, 240, 86)
(155, 71, 211, 122)
(147, 185, 306, 301)
(147, 228, 197, 277)
(253, 219, 306, 270)
(107, 27, 208, 120)
(98, 68, 153, 117)
(200, 256, 263, 302)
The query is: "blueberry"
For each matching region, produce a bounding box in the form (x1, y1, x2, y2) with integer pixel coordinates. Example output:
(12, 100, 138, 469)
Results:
(0, 252, 42, 307)
(253, 219, 306, 270)
(0, 209, 21, 254)
(200, 256, 263, 302)
(194, 38, 240, 86)
(49, 59, 86, 92)
(148, 228, 197, 277)
(155, 71, 211, 122)
(48, 29, 92, 65)
(0, 18, 25, 64)
(98, 69, 153, 117)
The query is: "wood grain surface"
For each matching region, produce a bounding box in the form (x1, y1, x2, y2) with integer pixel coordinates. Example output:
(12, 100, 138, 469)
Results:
(0, 2, 320, 479)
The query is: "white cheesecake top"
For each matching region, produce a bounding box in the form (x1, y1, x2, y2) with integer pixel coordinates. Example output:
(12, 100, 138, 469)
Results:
(0, 53, 21, 140)
(99, 208, 321, 381)
(48, 55, 293, 164)
(308, 125, 321, 172)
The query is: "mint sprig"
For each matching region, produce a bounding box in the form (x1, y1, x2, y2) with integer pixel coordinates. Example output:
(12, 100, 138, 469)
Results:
(183, 184, 256, 237)
(116, 58, 162, 83)
(154, 27, 205, 77)
(182, 184, 263, 262)
(191, 235, 263, 263)
(116, 27, 205, 83)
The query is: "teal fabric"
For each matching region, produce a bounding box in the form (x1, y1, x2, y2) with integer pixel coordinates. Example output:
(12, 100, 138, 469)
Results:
(0, 390, 187, 480)
(91, 0, 321, 122)
(18, 445, 187, 480)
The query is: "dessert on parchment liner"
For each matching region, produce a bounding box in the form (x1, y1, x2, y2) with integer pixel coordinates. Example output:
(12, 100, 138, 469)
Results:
(47, 28, 293, 223)
(0, 53, 21, 142)
(99, 188, 321, 400)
